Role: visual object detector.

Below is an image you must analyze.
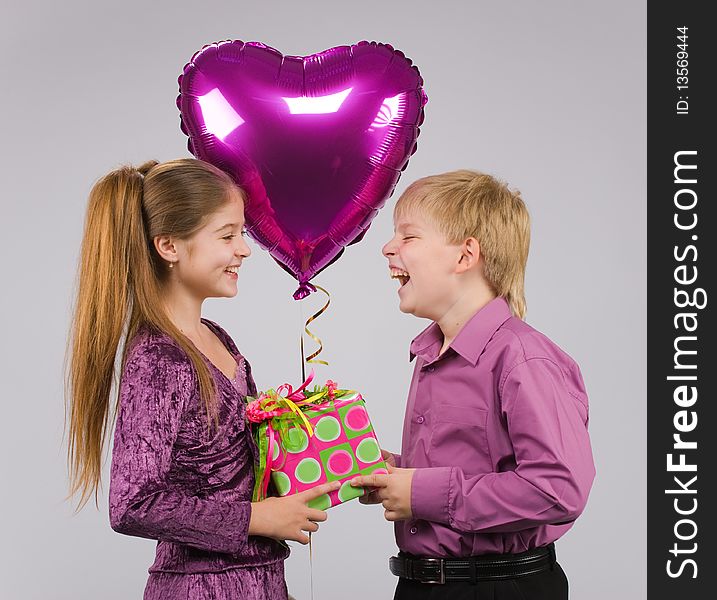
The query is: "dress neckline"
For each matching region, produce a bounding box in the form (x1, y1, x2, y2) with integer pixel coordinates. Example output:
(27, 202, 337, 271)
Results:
(197, 318, 241, 384)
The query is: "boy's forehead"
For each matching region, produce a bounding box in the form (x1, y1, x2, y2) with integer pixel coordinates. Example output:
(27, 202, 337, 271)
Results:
(393, 210, 434, 231)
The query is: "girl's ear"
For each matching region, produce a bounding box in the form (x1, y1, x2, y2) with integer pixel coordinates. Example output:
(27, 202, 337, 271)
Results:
(154, 235, 179, 263)
(457, 237, 481, 272)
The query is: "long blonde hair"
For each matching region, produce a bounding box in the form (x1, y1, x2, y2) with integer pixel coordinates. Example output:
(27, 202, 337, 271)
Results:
(65, 158, 242, 508)
(396, 170, 531, 319)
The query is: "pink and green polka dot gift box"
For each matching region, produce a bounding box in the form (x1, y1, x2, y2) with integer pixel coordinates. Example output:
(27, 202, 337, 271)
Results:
(245, 372, 387, 508)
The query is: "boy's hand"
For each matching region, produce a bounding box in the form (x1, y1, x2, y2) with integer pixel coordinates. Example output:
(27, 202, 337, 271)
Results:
(249, 481, 341, 544)
(350, 464, 415, 521)
(381, 448, 397, 467)
(357, 449, 396, 505)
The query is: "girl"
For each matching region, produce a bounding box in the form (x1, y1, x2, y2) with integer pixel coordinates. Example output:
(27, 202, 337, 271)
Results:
(66, 158, 339, 599)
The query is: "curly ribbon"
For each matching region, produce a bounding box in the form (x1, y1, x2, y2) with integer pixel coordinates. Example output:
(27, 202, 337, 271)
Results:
(303, 285, 330, 366)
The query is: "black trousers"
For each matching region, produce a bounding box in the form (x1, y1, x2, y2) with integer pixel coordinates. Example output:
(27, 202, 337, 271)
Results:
(393, 561, 568, 600)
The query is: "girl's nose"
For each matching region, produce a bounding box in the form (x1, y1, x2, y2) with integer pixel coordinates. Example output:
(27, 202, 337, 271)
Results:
(237, 236, 251, 258)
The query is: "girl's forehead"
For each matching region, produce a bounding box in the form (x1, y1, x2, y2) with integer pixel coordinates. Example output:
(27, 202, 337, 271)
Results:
(206, 194, 245, 228)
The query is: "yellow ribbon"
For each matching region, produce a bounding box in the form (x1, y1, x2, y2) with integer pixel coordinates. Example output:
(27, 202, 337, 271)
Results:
(303, 285, 331, 366)
(261, 393, 324, 438)
(280, 396, 315, 437)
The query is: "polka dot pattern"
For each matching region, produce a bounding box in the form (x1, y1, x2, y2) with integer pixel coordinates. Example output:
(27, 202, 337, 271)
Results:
(265, 395, 387, 509)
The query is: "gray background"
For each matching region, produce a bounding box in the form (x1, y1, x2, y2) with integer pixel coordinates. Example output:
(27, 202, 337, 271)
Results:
(0, 1, 645, 598)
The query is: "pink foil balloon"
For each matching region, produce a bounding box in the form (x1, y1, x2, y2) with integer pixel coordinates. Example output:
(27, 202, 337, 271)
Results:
(177, 40, 427, 298)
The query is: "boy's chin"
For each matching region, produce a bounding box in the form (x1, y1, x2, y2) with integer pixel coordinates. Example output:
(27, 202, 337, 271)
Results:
(398, 303, 413, 315)
(397, 297, 411, 313)
(398, 299, 426, 319)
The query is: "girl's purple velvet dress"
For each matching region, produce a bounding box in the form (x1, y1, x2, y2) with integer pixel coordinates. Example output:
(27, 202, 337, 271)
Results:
(109, 318, 289, 599)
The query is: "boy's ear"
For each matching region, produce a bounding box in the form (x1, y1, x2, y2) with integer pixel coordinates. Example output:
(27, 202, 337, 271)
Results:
(456, 237, 481, 273)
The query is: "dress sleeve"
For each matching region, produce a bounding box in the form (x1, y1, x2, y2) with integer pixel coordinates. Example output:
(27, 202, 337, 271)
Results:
(109, 342, 252, 554)
(411, 358, 596, 532)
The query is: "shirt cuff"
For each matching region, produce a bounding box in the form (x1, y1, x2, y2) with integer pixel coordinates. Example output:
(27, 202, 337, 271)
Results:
(392, 453, 401, 468)
(411, 466, 452, 524)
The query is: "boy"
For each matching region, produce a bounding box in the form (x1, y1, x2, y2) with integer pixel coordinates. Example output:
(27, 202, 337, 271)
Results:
(351, 170, 595, 599)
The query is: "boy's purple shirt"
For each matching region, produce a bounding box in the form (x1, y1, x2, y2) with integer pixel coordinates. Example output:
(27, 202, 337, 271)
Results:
(109, 318, 288, 574)
(395, 297, 595, 557)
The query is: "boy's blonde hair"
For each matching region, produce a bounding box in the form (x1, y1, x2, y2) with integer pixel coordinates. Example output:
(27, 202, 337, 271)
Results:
(395, 170, 530, 319)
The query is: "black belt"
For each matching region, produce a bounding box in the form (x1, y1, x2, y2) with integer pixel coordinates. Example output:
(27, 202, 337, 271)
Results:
(389, 544, 556, 584)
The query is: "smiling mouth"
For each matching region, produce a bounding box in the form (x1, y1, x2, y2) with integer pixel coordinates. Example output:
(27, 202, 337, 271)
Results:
(390, 267, 410, 286)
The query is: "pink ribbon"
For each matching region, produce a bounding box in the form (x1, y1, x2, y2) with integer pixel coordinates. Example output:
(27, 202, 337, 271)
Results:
(276, 370, 315, 401)
(262, 426, 277, 499)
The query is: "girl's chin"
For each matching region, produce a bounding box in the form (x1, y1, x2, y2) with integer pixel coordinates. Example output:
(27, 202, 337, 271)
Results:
(208, 283, 238, 298)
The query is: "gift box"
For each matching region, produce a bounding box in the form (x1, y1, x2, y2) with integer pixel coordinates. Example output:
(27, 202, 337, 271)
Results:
(246, 373, 387, 509)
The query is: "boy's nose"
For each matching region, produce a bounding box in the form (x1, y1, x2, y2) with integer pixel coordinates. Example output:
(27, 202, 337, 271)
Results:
(382, 238, 396, 257)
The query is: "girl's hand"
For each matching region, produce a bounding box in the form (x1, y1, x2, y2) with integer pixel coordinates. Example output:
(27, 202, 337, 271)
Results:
(249, 481, 341, 544)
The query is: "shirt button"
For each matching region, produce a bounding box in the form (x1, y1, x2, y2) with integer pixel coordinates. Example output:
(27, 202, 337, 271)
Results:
(410, 526, 418, 535)
(416, 416, 425, 424)
(427, 366, 435, 372)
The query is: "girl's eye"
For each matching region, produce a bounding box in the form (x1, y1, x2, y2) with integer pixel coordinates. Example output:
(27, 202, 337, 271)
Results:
(223, 234, 236, 241)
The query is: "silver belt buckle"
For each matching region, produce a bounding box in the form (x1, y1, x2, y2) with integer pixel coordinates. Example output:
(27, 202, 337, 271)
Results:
(417, 557, 445, 584)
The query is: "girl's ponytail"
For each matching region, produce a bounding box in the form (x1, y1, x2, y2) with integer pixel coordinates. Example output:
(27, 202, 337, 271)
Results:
(137, 160, 158, 176)
(67, 164, 152, 508)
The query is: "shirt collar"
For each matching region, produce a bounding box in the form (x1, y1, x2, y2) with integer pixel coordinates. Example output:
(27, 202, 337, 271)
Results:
(409, 297, 513, 366)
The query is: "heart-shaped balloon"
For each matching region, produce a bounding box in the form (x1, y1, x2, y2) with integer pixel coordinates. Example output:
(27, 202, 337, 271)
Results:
(178, 40, 427, 298)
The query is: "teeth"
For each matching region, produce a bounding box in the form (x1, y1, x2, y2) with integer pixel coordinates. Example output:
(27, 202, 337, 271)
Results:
(390, 267, 410, 286)
(225, 266, 239, 274)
